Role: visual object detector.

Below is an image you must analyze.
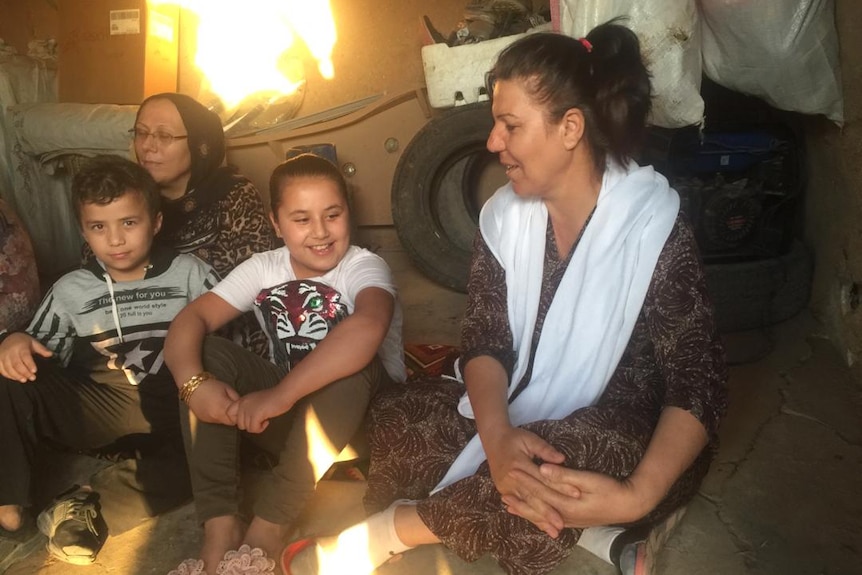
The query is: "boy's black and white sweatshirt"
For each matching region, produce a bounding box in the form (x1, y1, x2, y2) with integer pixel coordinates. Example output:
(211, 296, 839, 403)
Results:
(26, 246, 219, 392)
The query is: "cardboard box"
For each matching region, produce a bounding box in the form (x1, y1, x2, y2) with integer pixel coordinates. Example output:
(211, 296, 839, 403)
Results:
(58, 1, 178, 104)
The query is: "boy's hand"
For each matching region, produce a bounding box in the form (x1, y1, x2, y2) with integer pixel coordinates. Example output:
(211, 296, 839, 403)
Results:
(0, 333, 53, 382)
(187, 379, 240, 425)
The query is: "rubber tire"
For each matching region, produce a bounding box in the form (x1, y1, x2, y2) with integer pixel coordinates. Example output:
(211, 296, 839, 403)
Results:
(705, 240, 813, 333)
(391, 102, 493, 292)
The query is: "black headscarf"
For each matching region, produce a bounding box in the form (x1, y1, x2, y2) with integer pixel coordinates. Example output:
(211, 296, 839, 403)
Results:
(136, 92, 239, 238)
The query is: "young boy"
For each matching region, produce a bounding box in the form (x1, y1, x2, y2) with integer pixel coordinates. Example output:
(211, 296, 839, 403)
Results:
(0, 155, 219, 565)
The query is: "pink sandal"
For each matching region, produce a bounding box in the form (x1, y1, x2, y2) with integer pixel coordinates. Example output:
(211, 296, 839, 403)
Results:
(167, 545, 275, 575)
(217, 544, 275, 575)
(167, 558, 206, 575)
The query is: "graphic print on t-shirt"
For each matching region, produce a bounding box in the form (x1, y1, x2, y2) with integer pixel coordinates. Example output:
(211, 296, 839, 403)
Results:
(255, 279, 348, 371)
(89, 328, 169, 386)
(74, 286, 189, 386)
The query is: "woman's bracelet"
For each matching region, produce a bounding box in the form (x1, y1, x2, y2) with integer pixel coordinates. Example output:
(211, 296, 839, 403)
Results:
(179, 371, 213, 405)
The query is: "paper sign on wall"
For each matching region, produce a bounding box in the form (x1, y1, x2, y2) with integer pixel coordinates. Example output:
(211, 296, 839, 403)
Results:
(110, 9, 141, 35)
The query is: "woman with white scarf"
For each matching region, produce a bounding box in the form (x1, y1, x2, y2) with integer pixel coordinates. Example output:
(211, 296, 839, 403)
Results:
(282, 22, 728, 575)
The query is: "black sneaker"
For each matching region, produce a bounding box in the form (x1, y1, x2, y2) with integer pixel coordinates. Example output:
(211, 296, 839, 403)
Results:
(36, 487, 108, 565)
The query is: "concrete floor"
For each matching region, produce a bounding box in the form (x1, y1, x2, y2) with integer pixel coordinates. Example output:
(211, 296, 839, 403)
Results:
(2, 230, 861, 575)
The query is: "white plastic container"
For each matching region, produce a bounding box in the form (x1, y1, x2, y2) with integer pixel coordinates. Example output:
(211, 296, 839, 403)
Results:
(421, 33, 527, 109)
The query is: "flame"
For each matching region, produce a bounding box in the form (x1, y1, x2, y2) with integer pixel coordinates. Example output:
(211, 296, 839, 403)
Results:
(153, 0, 337, 111)
(282, 0, 338, 81)
(303, 405, 358, 482)
(321, 524, 378, 575)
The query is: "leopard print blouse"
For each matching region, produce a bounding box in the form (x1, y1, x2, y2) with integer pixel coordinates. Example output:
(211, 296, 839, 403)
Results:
(157, 177, 277, 278)
(160, 178, 277, 357)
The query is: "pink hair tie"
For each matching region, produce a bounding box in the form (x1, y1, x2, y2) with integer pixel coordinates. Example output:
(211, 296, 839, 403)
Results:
(579, 37, 593, 53)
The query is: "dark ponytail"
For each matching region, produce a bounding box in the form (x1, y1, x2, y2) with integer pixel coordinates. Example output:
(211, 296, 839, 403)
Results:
(585, 21, 652, 167)
(489, 20, 651, 171)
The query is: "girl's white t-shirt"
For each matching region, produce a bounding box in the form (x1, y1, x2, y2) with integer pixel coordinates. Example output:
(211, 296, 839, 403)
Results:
(212, 245, 405, 382)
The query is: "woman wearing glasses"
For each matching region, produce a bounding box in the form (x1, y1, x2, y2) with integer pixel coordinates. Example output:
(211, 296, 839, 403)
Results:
(127, 93, 277, 361)
(131, 93, 276, 281)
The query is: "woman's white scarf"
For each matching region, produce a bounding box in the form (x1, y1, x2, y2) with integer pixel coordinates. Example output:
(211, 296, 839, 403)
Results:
(433, 160, 680, 493)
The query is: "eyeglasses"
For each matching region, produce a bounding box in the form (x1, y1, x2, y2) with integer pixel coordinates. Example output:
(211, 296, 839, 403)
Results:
(129, 128, 189, 147)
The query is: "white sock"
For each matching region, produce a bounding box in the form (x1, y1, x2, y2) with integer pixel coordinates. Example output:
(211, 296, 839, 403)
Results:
(576, 525, 625, 564)
(317, 500, 415, 574)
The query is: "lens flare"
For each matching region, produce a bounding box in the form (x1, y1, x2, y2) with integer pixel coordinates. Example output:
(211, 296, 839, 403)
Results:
(153, 0, 337, 111)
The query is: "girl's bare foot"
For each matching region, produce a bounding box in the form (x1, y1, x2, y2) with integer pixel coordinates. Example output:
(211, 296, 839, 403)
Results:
(201, 515, 245, 572)
(0, 504, 23, 532)
(244, 517, 289, 572)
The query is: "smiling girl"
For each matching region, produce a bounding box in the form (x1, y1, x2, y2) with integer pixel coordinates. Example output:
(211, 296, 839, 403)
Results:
(164, 153, 405, 573)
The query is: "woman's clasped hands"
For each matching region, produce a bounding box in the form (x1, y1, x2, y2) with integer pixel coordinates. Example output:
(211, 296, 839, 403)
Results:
(503, 456, 651, 538)
(484, 425, 568, 538)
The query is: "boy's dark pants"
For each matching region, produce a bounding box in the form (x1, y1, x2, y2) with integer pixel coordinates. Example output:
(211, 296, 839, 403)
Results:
(0, 359, 190, 534)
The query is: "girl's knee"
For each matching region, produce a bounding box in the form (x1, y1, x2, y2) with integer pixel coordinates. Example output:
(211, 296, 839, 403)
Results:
(200, 336, 242, 381)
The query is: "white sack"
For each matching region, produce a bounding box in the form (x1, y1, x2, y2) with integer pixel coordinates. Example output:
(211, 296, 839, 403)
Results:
(700, 0, 843, 125)
(555, 0, 703, 128)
